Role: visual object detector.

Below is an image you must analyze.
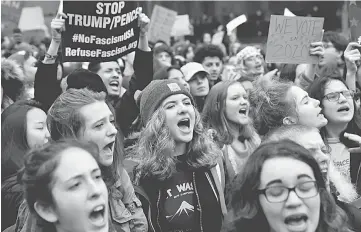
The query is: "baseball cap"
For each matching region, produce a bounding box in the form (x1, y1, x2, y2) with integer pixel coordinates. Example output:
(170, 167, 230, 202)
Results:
(181, 62, 209, 82)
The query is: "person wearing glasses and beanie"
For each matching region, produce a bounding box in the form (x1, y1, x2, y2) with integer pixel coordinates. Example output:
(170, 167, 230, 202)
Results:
(222, 140, 355, 232)
(308, 74, 361, 195)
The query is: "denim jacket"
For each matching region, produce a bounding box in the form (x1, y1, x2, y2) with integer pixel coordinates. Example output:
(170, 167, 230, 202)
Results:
(14, 169, 148, 232)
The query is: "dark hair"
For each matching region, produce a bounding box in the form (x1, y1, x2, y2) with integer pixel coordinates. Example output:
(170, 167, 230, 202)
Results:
(1, 100, 44, 179)
(13, 28, 22, 34)
(279, 64, 298, 82)
(66, 68, 107, 93)
(20, 140, 99, 224)
(88, 60, 121, 74)
(307, 75, 361, 148)
(194, 44, 224, 64)
(1, 58, 25, 102)
(153, 44, 173, 57)
(224, 140, 352, 232)
(182, 44, 196, 59)
(322, 31, 349, 61)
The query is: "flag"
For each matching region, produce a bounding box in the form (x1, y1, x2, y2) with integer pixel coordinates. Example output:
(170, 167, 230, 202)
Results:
(349, 0, 361, 42)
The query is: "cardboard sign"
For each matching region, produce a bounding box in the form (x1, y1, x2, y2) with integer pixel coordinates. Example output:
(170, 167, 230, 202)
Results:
(265, 15, 324, 64)
(62, 1, 141, 62)
(1, 0, 24, 35)
(349, 1, 361, 43)
(171, 15, 192, 37)
(148, 5, 177, 45)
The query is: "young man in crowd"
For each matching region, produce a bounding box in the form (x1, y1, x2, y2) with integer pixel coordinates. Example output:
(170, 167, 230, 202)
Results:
(319, 31, 349, 77)
(181, 62, 210, 111)
(193, 44, 224, 87)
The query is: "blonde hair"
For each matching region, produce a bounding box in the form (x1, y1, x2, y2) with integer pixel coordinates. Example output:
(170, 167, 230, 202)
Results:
(127, 106, 222, 183)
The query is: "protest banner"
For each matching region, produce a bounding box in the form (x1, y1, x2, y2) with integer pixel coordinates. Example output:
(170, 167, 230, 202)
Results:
(171, 15, 192, 37)
(349, 0, 361, 43)
(1, 0, 24, 35)
(62, 1, 141, 62)
(148, 5, 177, 45)
(265, 15, 324, 64)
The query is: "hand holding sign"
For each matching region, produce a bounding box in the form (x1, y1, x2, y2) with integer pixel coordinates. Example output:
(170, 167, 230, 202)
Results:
(266, 15, 324, 64)
(51, 12, 67, 43)
(138, 11, 150, 35)
(344, 42, 361, 74)
(309, 41, 324, 58)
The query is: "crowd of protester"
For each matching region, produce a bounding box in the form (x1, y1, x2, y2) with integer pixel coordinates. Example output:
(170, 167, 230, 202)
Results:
(1, 7, 361, 232)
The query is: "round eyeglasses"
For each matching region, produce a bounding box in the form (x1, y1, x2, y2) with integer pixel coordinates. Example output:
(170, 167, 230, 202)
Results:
(323, 90, 354, 102)
(257, 181, 319, 203)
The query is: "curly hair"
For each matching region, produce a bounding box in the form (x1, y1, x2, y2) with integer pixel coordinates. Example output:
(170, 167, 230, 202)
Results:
(127, 105, 222, 183)
(194, 44, 224, 64)
(202, 81, 259, 146)
(250, 81, 296, 136)
(223, 140, 354, 232)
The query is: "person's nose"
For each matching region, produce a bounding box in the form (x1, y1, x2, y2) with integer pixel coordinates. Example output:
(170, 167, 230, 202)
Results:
(106, 122, 117, 137)
(284, 190, 303, 208)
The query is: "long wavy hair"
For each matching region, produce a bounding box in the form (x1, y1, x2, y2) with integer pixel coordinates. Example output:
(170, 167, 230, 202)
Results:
(47, 88, 124, 187)
(127, 104, 222, 183)
(223, 140, 353, 232)
(202, 81, 259, 146)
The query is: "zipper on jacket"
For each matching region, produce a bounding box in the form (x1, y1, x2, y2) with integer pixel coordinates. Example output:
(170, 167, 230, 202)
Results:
(156, 189, 163, 232)
(193, 172, 204, 232)
(148, 205, 156, 232)
(205, 172, 219, 202)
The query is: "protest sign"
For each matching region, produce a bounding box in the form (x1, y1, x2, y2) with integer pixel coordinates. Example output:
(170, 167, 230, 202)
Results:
(265, 15, 324, 64)
(212, 31, 225, 45)
(349, 0, 361, 43)
(148, 5, 177, 45)
(171, 15, 192, 37)
(226, 14, 247, 35)
(1, 0, 24, 35)
(284, 8, 296, 17)
(62, 1, 141, 62)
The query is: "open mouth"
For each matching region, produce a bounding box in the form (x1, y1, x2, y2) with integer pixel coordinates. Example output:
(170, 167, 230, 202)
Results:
(239, 108, 248, 115)
(89, 204, 106, 226)
(177, 118, 190, 129)
(337, 106, 350, 112)
(285, 214, 308, 230)
(109, 81, 119, 89)
(103, 141, 114, 152)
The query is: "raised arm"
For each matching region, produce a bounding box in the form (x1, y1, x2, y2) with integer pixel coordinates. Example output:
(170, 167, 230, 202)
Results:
(34, 13, 67, 111)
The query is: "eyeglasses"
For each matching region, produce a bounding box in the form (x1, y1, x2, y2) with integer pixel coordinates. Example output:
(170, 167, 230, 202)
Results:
(323, 90, 354, 102)
(257, 181, 319, 203)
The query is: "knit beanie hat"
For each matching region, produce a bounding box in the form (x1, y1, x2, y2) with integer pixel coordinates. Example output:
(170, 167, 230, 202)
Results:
(66, 68, 107, 93)
(138, 79, 194, 126)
